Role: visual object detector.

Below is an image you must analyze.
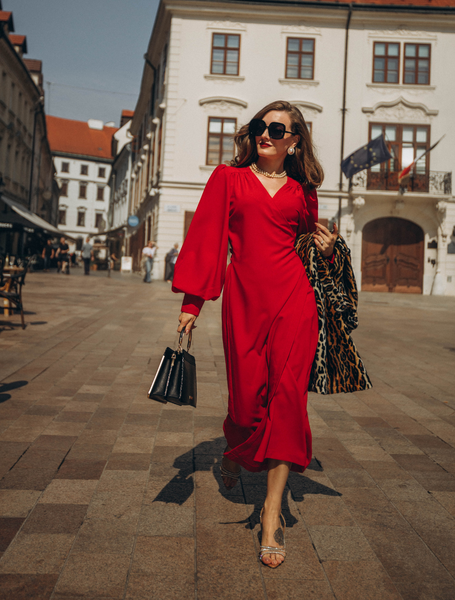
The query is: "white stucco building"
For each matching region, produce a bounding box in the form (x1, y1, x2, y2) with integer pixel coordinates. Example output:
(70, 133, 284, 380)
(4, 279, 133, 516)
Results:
(46, 116, 117, 250)
(106, 111, 134, 260)
(126, 0, 455, 295)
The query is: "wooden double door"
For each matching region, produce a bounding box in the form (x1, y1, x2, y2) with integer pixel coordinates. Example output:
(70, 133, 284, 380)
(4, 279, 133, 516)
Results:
(362, 217, 424, 293)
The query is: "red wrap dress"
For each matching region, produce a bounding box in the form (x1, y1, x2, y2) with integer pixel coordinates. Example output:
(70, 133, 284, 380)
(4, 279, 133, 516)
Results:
(172, 164, 319, 473)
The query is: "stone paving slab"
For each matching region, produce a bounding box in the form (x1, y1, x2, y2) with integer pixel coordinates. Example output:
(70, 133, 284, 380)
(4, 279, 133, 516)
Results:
(0, 270, 455, 599)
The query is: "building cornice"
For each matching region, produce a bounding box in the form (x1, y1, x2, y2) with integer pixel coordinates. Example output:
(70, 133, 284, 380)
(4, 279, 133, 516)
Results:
(163, 0, 455, 27)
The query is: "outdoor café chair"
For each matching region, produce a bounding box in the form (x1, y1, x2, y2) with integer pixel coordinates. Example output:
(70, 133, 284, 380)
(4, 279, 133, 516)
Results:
(0, 261, 28, 329)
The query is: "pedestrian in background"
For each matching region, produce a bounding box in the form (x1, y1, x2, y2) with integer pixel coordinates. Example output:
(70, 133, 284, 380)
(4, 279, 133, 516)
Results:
(165, 243, 179, 282)
(142, 241, 156, 283)
(56, 236, 70, 274)
(81, 237, 93, 275)
(41, 239, 54, 272)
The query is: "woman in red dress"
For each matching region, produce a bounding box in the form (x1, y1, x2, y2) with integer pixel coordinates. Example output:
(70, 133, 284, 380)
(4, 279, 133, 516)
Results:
(173, 101, 337, 568)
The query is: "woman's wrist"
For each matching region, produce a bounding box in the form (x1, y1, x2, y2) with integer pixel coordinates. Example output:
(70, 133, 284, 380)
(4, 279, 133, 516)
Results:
(182, 294, 205, 317)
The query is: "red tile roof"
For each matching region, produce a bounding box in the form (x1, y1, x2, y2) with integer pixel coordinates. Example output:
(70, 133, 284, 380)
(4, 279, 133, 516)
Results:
(0, 10, 13, 30)
(9, 34, 25, 44)
(0, 10, 12, 22)
(344, 0, 455, 5)
(46, 115, 118, 160)
(264, 0, 455, 6)
(23, 58, 42, 72)
(121, 110, 134, 118)
(9, 34, 27, 53)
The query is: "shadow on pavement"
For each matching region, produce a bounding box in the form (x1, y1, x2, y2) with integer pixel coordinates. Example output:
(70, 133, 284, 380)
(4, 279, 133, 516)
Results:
(152, 437, 340, 529)
(0, 319, 23, 331)
(0, 380, 29, 403)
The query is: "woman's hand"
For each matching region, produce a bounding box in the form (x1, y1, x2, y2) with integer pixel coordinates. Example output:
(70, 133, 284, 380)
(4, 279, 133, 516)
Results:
(314, 222, 338, 258)
(178, 312, 197, 334)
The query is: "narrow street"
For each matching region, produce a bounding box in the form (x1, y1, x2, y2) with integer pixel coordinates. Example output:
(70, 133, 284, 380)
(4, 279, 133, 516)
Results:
(0, 270, 455, 599)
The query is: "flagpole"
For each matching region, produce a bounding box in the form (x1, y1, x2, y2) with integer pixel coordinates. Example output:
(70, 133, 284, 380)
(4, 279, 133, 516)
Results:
(338, 4, 353, 230)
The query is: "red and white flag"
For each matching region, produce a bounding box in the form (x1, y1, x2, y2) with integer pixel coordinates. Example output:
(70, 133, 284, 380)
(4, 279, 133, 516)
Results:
(398, 135, 445, 186)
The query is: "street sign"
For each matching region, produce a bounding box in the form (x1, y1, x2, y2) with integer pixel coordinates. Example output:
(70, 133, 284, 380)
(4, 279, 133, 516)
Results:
(128, 215, 139, 227)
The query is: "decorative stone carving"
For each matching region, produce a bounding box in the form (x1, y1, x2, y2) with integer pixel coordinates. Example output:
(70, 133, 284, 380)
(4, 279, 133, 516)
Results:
(278, 79, 319, 90)
(353, 196, 365, 210)
(281, 25, 321, 36)
(366, 83, 436, 97)
(362, 97, 438, 121)
(436, 200, 447, 215)
(436, 201, 448, 241)
(368, 26, 436, 40)
(352, 171, 367, 190)
(291, 100, 322, 114)
(206, 21, 246, 31)
(204, 74, 245, 85)
(199, 96, 248, 109)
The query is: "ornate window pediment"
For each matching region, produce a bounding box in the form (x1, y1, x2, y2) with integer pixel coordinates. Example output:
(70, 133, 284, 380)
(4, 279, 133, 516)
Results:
(362, 97, 438, 121)
(206, 21, 246, 32)
(291, 101, 323, 119)
(281, 25, 321, 36)
(367, 25, 436, 41)
(199, 96, 248, 111)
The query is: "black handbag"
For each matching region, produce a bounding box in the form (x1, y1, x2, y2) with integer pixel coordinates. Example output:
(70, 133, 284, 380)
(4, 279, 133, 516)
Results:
(147, 330, 197, 408)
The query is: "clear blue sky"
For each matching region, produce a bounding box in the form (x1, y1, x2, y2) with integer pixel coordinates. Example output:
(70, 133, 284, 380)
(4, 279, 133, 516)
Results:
(8, 0, 160, 126)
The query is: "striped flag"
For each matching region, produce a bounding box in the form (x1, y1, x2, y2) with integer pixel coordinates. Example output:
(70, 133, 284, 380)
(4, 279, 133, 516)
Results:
(398, 135, 446, 186)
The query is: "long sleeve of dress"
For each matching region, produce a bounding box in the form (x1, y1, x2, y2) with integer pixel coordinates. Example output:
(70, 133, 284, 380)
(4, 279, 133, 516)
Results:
(172, 164, 231, 316)
(305, 187, 318, 234)
(299, 187, 334, 263)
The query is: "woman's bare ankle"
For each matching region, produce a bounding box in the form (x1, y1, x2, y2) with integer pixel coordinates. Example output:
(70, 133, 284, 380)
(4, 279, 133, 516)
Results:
(263, 499, 282, 515)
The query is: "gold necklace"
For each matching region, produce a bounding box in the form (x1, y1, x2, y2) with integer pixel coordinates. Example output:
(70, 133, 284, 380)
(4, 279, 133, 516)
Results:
(250, 162, 287, 179)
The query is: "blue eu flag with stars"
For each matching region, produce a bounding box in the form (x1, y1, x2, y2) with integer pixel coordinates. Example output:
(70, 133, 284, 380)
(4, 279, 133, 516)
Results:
(341, 135, 391, 179)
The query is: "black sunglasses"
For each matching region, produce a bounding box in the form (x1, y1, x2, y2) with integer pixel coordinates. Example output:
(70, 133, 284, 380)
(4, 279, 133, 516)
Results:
(249, 118, 294, 140)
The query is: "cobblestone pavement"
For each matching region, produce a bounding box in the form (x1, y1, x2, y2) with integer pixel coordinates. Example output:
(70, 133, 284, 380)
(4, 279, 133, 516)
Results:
(1, 269, 455, 600)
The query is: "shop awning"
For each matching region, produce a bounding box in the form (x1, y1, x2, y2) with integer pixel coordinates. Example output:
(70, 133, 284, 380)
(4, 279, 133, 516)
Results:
(103, 224, 127, 237)
(1, 196, 61, 235)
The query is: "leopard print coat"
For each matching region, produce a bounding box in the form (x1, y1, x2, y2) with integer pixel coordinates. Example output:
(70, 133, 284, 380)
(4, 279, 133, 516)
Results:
(295, 233, 372, 395)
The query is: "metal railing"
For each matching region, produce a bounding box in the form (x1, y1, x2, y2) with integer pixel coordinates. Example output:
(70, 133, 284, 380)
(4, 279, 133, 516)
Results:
(352, 170, 452, 195)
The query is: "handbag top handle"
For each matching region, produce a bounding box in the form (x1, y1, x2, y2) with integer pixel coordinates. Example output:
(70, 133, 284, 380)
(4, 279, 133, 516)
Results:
(177, 329, 193, 353)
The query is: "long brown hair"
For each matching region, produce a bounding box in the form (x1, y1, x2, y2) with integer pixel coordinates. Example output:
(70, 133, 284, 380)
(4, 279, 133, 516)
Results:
(230, 100, 324, 189)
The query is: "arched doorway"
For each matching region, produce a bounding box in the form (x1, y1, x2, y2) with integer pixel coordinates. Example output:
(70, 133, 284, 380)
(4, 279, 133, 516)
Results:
(362, 217, 424, 293)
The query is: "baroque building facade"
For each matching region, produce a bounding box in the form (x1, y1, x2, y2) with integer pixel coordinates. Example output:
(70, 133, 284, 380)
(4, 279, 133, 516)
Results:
(46, 116, 117, 250)
(0, 2, 59, 258)
(125, 0, 455, 295)
(106, 110, 134, 263)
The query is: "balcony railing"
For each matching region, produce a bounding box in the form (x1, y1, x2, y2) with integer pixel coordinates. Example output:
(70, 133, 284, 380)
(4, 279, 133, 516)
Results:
(352, 170, 452, 195)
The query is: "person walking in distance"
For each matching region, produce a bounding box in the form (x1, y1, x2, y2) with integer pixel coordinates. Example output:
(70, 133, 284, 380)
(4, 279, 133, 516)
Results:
(42, 239, 54, 271)
(81, 237, 93, 276)
(173, 101, 337, 568)
(56, 237, 70, 274)
(142, 241, 156, 283)
(165, 243, 179, 282)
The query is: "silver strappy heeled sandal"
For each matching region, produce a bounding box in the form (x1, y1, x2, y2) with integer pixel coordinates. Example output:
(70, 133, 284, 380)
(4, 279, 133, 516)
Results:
(259, 508, 287, 568)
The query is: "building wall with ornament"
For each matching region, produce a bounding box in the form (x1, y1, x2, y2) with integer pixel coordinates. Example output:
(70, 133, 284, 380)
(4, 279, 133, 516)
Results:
(126, 0, 455, 295)
(47, 116, 117, 251)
